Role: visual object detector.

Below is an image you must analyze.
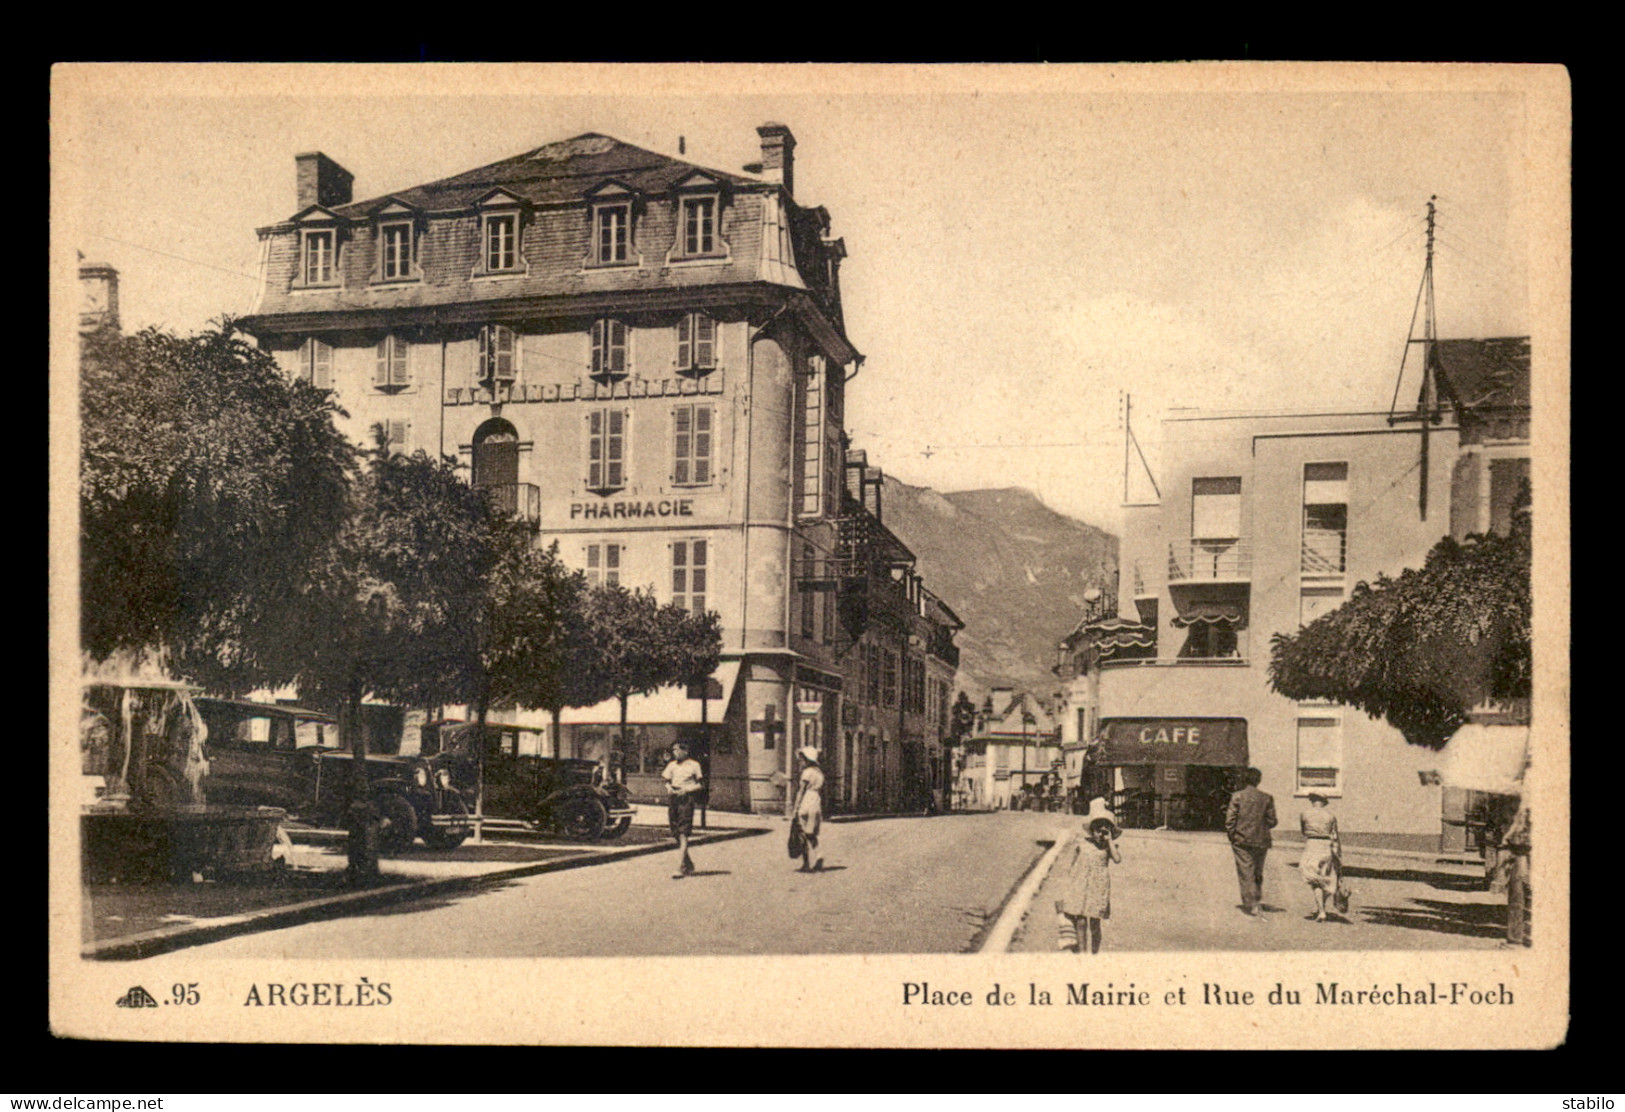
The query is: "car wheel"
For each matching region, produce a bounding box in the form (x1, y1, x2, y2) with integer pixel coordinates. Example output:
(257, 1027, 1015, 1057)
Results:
(604, 816, 633, 840)
(422, 796, 471, 851)
(373, 792, 419, 855)
(558, 797, 607, 841)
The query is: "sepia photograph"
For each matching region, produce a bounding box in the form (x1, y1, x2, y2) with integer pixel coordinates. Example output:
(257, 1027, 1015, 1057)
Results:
(49, 62, 1569, 1047)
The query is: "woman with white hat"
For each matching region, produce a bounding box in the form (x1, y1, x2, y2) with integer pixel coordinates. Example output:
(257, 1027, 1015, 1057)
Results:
(793, 746, 826, 872)
(1054, 797, 1122, 953)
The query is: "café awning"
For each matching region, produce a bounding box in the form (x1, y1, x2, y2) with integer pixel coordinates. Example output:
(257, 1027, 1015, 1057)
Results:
(1097, 717, 1248, 767)
(560, 661, 741, 726)
(1439, 723, 1530, 795)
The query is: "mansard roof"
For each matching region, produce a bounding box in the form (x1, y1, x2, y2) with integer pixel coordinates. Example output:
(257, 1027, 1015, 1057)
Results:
(332, 133, 760, 218)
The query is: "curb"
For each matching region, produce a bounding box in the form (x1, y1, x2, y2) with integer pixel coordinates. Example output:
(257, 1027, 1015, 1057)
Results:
(85, 826, 768, 962)
(976, 839, 1064, 954)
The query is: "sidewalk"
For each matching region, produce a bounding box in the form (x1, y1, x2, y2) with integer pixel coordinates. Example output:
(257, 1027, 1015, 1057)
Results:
(83, 820, 766, 960)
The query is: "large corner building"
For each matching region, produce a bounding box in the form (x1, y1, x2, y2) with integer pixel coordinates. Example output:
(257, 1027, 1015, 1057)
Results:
(239, 125, 960, 815)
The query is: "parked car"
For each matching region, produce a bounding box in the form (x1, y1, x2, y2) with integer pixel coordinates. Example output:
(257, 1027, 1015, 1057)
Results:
(436, 725, 635, 841)
(194, 698, 474, 854)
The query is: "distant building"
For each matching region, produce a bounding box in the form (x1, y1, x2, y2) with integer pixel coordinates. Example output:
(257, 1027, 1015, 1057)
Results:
(1085, 339, 1530, 849)
(955, 688, 1060, 811)
(79, 256, 120, 335)
(238, 125, 959, 814)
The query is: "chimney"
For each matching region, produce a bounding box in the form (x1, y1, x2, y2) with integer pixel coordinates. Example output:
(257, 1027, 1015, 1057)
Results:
(755, 123, 795, 197)
(295, 152, 354, 210)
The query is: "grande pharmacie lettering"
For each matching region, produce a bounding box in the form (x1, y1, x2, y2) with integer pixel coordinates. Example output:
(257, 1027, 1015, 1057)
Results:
(571, 499, 695, 520)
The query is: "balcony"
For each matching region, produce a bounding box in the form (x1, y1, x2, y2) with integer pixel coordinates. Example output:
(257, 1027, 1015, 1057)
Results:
(1300, 528, 1347, 576)
(1167, 540, 1251, 583)
(480, 482, 542, 527)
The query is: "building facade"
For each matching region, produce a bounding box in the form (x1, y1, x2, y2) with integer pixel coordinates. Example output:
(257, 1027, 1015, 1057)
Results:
(239, 125, 959, 814)
(954, 689, 1061, 811)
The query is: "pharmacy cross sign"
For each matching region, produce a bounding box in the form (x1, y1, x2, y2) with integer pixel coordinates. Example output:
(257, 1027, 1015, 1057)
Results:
(750, 704, 785, 749)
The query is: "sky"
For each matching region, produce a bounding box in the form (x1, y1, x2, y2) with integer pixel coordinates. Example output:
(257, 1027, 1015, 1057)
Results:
(54, 64, 1549, 533)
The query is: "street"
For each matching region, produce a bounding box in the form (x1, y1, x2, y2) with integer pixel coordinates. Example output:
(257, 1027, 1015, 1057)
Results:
(190, 812, 1049, 958)
(173, 813, 1509, 959)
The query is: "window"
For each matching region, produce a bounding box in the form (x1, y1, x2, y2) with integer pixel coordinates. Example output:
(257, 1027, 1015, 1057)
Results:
(881, 649, 898, 709)
(483, 212, 519, 272)
(671, 404, 713, 485)
(1488, 457, 1531, 537)
(590, 318, 629, 379)
(671, 540, 708, 614)
(586, 408, 627, 492)
(298, 338, 332, 389)
(1192, 476, 1242, 540)
(1299, 587, 1345, 628)
(1301, 463, 1348, 574)
(1295, 717, 1343, 793)
(1178, 620, 1239, 660)
(585, 543, 622, 588)
(381, 418, 411, 454)
(594, 203, 631, 264)
(301, 229, 335, 285)
(865, 643, 881, 706)
(374, 334, 410, 388)
(478, 324, 517, 384)
(680, 196, 717, 256)
(380, 221, 413, 280)
(799, 356, 824, 517)
(801, 545, 816, 639)
(676, 313, 717, 373)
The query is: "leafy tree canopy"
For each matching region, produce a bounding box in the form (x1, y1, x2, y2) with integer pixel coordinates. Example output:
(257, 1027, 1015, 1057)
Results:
(483, 540, 608, 715)
(80, 322, 355, 693)
(1268, 509, 1531, 749)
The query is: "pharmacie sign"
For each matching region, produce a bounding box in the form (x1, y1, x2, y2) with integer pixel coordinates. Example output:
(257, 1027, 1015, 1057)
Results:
(1098, 718, 1247, 767)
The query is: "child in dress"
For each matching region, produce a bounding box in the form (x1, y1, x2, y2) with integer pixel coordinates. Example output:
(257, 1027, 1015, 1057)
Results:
(1055, 798, 1122, 954)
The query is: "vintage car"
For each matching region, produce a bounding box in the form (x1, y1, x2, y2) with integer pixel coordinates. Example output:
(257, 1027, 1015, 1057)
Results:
(436, 724, 636, 841)
(194, 698, 474, 855)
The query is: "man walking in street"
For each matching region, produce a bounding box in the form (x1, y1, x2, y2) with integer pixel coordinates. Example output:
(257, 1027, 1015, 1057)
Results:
(663, 740, 704, 878)
(1225, 766, 1277, 917)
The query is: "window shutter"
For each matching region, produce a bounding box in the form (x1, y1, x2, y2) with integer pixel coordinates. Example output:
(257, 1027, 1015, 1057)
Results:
(387, 419, 408, 449)
(478, 325, 491, 379)
(496, 325, 514, 381)
(375, 338, 390, 386)
(694, 406, 712, 484)
(590, 319, 604, 375)
(393, 337, 410, 386)
(695, 314, 716, 368)
(606, 409, 626, 489)
(676, 315, 691, 369)
(312, 340, 332, 389)
(609, 320, 627, 375)
(673, 405, 691, 484)
(587, 410, 603, 489)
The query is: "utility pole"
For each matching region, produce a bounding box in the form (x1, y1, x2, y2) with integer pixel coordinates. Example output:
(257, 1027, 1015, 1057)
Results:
(1387, 196, 1441, 521)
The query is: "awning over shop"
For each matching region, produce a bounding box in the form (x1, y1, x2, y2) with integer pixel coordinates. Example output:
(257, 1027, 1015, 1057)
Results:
(1439, 723, 1529, 795)
(1098, 717, 1248, 767)
(1171, 601, 1247, 628)
(559, 661, 741, 726)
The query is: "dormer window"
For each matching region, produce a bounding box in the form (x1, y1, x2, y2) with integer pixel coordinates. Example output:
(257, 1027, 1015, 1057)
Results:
(379, 220, 414, 281)
(301, 229, 336, 285)
(484, 212, 518, 272)
(478, 324, 518, 385)
(680, 196, 717, 256)
(595, 202, 631, 264)
(590, 318, 629, 380)
(676, 312, 717, 375)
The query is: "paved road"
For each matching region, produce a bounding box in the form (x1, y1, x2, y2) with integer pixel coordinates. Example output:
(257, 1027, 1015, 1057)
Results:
(194, 812, 1052, 958)
(1010, 826, 1509, 952)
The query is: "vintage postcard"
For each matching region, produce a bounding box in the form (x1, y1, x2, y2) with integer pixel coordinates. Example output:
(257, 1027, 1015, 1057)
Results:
(50, 62, 1570, 1048)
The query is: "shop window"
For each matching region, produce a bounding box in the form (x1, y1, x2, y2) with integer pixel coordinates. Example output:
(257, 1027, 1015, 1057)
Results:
(1295, 717, 1343, 794)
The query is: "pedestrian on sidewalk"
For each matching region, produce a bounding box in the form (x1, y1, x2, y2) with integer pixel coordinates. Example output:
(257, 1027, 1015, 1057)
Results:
(1501, 797, 1531, 947)
(1225, 767, 1277, 918)
(1055, 797, 1121, 954)
(663, 740, 704, 878)
(793, 746, 825, 872)
(1297, 792, 1342, 922)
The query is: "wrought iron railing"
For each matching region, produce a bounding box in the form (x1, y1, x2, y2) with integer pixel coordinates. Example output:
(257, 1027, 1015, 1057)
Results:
(1167, 540, 1251, 582)
(481, 482, 542, 526)
(1300, 528, 1347, 574)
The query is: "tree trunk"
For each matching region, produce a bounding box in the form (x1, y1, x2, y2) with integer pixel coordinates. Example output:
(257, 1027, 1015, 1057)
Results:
(345, 672, 380, 885)
(551, 705, 564, 759)
(613, 693, 629, 786)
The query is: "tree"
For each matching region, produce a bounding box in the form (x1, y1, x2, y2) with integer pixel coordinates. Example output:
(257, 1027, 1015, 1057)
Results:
(295, 431, 502, 881)
(482, 539, 609, 757)
(1267, 507, 1531, 750)
(80, 322, 355, 692)
(578, 584, 723, 780)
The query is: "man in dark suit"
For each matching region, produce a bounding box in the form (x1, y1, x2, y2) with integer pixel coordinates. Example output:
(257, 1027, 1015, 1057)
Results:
(1225, 766, 1277, 917)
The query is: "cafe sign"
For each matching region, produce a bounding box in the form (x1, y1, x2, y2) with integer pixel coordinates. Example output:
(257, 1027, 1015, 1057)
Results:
(1098, 717, 1247, 767)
